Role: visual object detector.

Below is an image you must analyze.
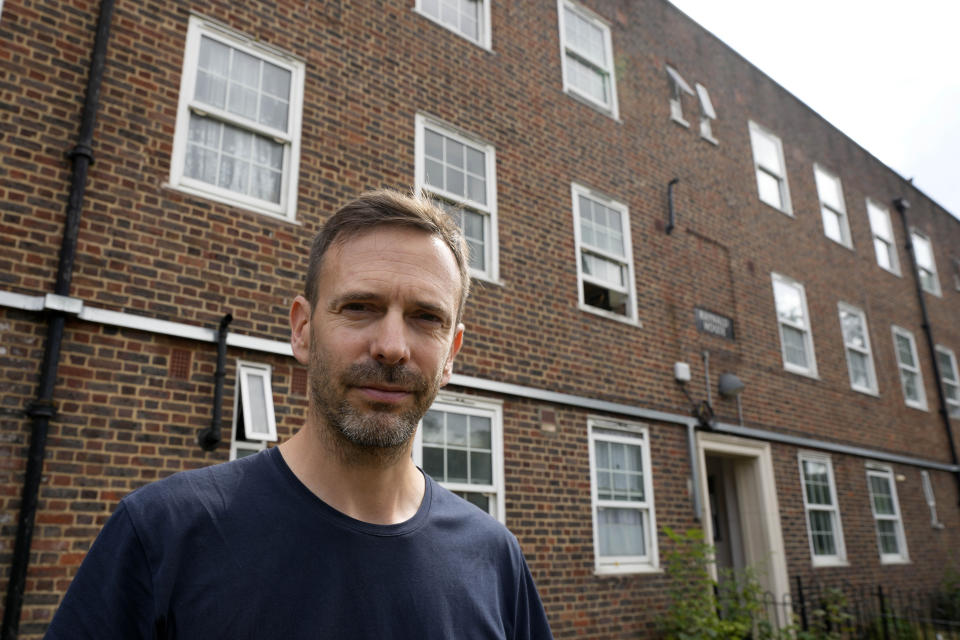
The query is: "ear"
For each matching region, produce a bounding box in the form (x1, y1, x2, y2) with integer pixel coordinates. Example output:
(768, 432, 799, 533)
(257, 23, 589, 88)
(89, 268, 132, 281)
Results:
(439, 323, 465, 387)
(290, 295, 312, 365)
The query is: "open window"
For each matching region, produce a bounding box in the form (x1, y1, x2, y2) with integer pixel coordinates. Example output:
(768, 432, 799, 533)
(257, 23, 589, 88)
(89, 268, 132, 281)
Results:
(230, 361, 277, 460)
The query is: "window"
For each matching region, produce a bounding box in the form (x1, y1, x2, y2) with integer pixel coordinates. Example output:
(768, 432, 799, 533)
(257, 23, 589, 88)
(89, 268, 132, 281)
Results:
(866, 465, 908, 563)
(415, 0, 491, 48)
(170, 17, 304, 219)
(558, 0, 618, 117)
(935, 345, 960, 418)
(414, 394, 504, 522)
(814, 165, 851, 247)
(666, 65, 694, 126)
(772, 273, 817, 376)
(589, 418, 658, 574)
(911, 230, 941, 296)
(866, 200, 900, 275)
(415, 115, 498, 282)
(920, 471, 944, 528)
(892, 326, 927, 410)
(798, 453, 846, 566)
(838, 303, 877, 394)
(952, 258, 960, 292)
(230, 361, 278, 460)
(572, 183, 638, 323)
(749, 121, 791, 214)
(695, 83, 718, 144)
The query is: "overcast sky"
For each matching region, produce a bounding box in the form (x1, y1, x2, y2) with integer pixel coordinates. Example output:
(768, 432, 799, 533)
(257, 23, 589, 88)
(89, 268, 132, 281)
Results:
(667, 0, 960, 220)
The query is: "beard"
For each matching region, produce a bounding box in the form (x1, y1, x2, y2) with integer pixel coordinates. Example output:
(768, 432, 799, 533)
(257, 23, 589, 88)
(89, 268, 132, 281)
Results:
(308, 333, 443, 456)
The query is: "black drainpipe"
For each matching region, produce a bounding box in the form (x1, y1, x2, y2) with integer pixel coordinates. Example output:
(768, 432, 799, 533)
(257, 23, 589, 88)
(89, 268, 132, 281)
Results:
(2, 0, 115, 636)
(894, 197, 960, 504)
(197, 313, 233, 451)
(666, 178, 679, 235)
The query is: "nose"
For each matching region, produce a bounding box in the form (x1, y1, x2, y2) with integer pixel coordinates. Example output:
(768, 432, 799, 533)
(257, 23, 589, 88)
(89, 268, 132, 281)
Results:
(370, 309, 410, 366)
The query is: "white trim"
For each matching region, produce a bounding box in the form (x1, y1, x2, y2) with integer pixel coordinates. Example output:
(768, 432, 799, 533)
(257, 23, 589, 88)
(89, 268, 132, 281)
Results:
(695, 82, 718, 144)
(771, 273, 817, 378)
(415, 113, 499, 284)
(413, 392, 505, 523)
(557, 0, 619, 119)
(837, 302, 878, 395)
(588, 417, 658, 575)
(169, 15, 305, 220)
(935, 345, 960, 419)
(748, 121, 792, 215)
(866, 199, 901, 276)
(798, 451, 847, 567)
(666, 65, 693, 127)
(910, 228, 942, 297)
(892, 325, 927, 411)
(414, 0, 492, 50)
(571, 182, 639, 325)
(865, 464, 909, 564)
(0, 291, 46, 312)
(919, 470, 943, 529)
(813, 164, 852, 249)
(237, 361, 278, 442)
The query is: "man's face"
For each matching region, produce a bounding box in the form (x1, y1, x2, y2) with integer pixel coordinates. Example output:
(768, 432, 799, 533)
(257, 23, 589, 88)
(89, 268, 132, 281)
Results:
(291, 226, 464, 452)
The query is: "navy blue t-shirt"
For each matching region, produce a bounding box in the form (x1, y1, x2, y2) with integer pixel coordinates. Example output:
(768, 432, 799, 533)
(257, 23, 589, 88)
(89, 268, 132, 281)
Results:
(45, 448, 553, 639)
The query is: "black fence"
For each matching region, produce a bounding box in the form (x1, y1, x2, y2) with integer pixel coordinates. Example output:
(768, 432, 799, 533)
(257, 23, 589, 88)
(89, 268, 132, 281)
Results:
(732, 576, 960, 639)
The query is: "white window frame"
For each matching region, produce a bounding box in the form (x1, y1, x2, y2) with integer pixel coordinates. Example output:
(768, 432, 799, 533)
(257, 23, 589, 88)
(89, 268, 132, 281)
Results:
(415, 114, 499, 284)
(695, 82, 718, 144)
(814, 165, 852, 248)
(935, 345, 960, 419)
(866, 199, 900, 276)
(230, 361, 278, 460)
(920, 470, 943, 529)
(952, 257, 960, 292)
(557, 0, 619, 118)
(588, 418, 658, 575)
(414, 0, 492, 49)
(413, 393, 505, 523)
(665, 65, 694, 127)
(771, 273, 817, 378)
(571, 183, 639, 325)
(169, 16, 305, 221)
(911, 229, 941, 296)
(749, 121, 792, 215)
(892, 325, 927, 411)
(837, 302, 878, 395)
(798, 452, 846, 567)
(865, 464, 909, 564)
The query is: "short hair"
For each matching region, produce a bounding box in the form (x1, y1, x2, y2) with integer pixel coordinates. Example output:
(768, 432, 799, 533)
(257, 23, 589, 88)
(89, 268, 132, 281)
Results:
(304, 189, 471, 324)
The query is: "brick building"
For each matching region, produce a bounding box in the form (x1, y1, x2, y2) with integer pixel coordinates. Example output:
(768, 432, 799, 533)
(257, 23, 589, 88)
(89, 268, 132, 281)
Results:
(2, 0, 960, 637)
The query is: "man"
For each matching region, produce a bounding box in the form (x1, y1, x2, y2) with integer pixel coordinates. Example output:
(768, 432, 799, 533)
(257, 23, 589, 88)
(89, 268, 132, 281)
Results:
(45, 190, 553, 639)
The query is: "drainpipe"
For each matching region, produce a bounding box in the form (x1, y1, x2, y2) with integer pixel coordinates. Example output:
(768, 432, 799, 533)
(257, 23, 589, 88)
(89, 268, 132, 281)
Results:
(197, 313, 233, 451)
(1, 0, 115, 637)
(894, 198, 960, 504)
(666, 178, 679, 235)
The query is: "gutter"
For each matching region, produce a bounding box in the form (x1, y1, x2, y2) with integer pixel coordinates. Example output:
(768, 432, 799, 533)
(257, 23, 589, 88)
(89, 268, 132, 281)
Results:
(1, 0, 115, 636)
(894, 197, 960, 504)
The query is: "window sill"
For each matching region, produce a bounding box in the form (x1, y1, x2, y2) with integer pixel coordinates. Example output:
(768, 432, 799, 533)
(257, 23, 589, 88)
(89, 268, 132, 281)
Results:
(595, 564, 662, 577)
(579, 303, 642, 328)
(700, 133, 719, 146)
(783, 364, 819, 380)
(880, 556, 911, 566)
(811, 558, 849, 569)
(904, 401, 929, 412)
(759, 198, 794, 217)
(671, 114, 690, 128)
(851, 385, 880, 398)
(825, 235, 855, 252)
(163, 182, 300, 225)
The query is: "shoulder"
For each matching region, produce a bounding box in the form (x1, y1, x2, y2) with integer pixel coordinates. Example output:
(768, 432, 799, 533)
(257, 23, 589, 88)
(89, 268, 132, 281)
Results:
(121, 449, 276, 530)
(425, 477, 524, 557)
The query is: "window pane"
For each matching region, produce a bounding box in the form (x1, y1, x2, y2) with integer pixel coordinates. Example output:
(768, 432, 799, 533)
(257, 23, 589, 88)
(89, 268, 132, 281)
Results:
(808, 510, 837, 556)
(782, 326, 809, 368)
(840, 311, 866, 349)
(822, 206, 843, 243)
(803, 460, 832, 506)
(245, 374, 268, 433)
(565, 7, 606, 66)
(582, 252, 626, 289)
(774, 281, 804, 326)
(877, 520, 900, 554)
(869, 476, 895, 515)
(565, 54, 607, 105)
(815, 169, 842, 211)
(469, 415, 491, 448)
(458, 491, 489, 512)
(868, 203, 892, 241)
(422, 410, 443, 444)
(757, 169, 783, 209)
(447, 449, 468, 482)
(470, 451, 492, 484)
(874, 238, 894, 271)
(598, 507, 645, 557)
(753, 131, 781, 172)
(423, 446, 444, 478)
(901, 369, 919, 401)
(913, 234, 933, 270)
(447, 413, 467, 446)
(895, 334, 915, 367)
(848, 351, 870, 389)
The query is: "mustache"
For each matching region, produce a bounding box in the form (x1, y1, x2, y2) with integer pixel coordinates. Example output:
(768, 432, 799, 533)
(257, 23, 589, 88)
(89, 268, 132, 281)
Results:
(339, 361, 429, 391)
